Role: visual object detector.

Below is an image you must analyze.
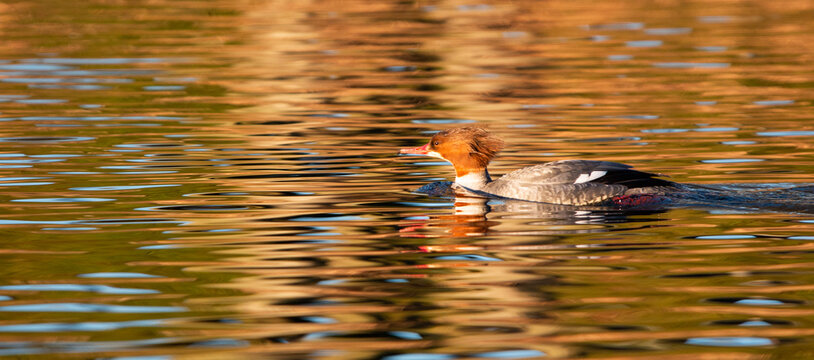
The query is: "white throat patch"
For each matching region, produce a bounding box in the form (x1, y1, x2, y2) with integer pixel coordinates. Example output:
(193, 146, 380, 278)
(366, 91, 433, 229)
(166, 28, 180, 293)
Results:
(426, 150, 445, 160)
(455, 171, 489, 190)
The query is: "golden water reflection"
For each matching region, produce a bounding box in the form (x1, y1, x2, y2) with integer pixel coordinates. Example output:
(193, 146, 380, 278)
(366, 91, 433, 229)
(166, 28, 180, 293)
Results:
(0, 0, 813, 358)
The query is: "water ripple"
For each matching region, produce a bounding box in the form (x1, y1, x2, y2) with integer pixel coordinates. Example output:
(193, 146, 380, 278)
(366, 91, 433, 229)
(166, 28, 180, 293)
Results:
(685, 337, 773, 347)
(70, 184, 179, 191)
(0, 303, 187, 313)
(653, 62, 730, 69)
(582, 22, 644, 30)
(0, 319, 163, 332)
(136, 204, 270, 211)
(78, 272, 163, 278)
(1, 2, 813, 359)
(31, 57, 176, 65)
(754, 100, 794, 106)
(0, 284, 158, 294)
(700, 158, 764, 164)
(644, 27, 692, 35)
(757, 131, 814, 137)
(626, 40, 662, 47)
(0, 136, 94, 143)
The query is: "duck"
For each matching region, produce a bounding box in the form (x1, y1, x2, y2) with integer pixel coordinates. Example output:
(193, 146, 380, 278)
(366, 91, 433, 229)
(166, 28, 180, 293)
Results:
(400, 127, 678, 206)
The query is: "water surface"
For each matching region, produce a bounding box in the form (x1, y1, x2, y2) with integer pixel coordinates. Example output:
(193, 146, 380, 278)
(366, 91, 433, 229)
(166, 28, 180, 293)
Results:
(1, 0, 814, 359)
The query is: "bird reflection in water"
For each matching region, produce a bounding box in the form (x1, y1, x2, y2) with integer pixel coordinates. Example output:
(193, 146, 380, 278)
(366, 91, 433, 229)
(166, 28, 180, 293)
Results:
(400, 180, 669, 253)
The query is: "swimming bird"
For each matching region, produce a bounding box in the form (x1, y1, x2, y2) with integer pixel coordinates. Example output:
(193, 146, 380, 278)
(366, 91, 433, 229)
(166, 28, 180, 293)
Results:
(400, 127, 677, 206)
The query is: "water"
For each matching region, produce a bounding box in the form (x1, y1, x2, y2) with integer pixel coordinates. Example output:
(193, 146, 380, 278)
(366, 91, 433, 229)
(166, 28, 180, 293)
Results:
(0, 0, 813, 358)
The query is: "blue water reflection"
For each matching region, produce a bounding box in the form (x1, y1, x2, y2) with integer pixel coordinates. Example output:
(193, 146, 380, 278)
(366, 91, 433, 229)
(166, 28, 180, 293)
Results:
(31, 57, 174, 64)
(653, 62, 729, 68)
(435, 254, 503, 262)
(0, 284, 158, 294)
(77, 272, 162, 279)
(383, 354, 455, 360)
(475, 350, 546, 358)
(0, 320, 163, 332)
(0, 303, 187, 313)
(754, 100, 794, 106)
(644, 27, 692, 35)
(582, 22, 643, 30)
(626, 40, 662, 47)
(70, 184, 179, 191)
(685, 337, 773, 347)
(700, 159, 764, 164)
(757, 131, 814, 137)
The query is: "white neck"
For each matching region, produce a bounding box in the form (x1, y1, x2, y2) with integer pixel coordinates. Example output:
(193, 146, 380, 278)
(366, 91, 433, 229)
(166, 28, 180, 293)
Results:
(455, 169, 491, 190)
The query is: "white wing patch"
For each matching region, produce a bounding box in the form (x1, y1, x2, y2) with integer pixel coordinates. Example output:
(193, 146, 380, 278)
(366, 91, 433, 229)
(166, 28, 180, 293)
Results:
(574, 170, 607, 184)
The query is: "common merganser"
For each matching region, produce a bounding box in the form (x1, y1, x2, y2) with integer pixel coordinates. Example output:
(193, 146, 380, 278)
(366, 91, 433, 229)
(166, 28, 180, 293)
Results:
(400, 127, 677, 206)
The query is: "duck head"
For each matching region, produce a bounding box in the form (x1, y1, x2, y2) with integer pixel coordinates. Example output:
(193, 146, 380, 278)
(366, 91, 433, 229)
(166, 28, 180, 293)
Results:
(400, 127, 504, 179)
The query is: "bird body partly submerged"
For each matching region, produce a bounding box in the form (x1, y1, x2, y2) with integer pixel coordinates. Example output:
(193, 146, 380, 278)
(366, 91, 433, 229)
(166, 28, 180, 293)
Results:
(400, 127, 677, 206)
(458, 159, 676, 205)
